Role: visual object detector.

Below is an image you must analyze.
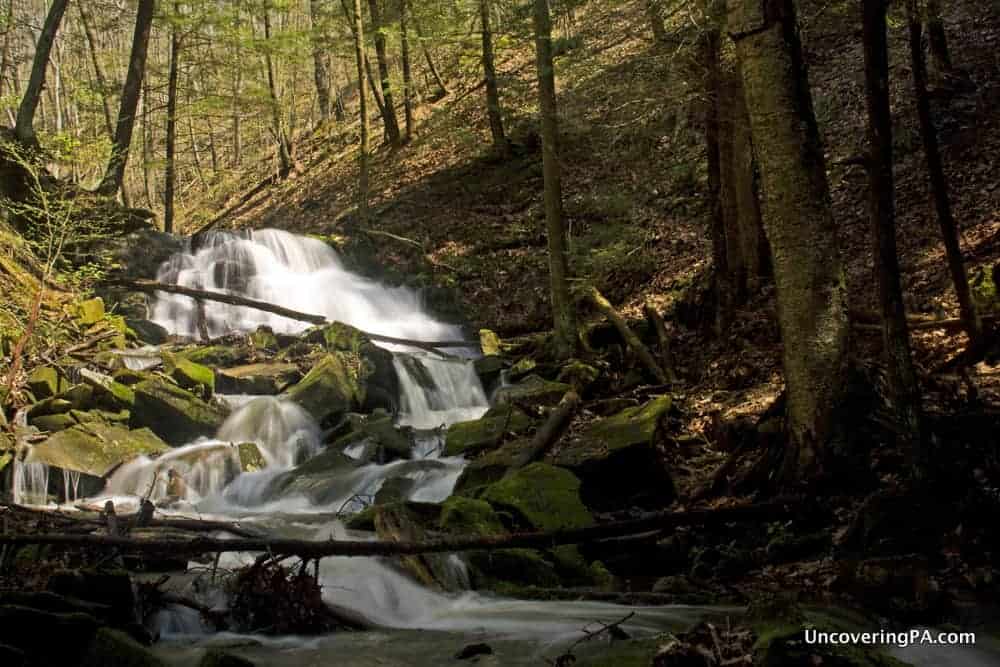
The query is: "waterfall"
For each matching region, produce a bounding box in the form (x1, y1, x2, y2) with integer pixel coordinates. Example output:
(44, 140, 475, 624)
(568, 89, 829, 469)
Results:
(12, 460, 50, 505)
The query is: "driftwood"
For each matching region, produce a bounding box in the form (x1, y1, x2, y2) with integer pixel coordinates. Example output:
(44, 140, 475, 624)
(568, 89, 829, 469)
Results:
(643, 302, 678, 382)
(507, 390, 580, 470)
(113, 279, 473, 352)
(0, 498, 803, 558)
(586, 286, 669, 384)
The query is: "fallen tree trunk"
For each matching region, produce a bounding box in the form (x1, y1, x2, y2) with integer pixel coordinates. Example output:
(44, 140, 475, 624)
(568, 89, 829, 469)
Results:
(0, 498, 803, 558)
(586, 286, 669, 384)
(643, 302, 678, 382)
(507, 390, 580, 470)
(850, 309, 999, 333)
(113, 279, 473, 352)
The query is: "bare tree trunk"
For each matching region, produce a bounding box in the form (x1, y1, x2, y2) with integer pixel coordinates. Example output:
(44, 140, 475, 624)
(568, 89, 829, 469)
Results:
(534, 0, 577, 360)
(339, 0, 387, 117)
(704, 26, 733, 333)
(310, 0, 332, 122)
(862, 0, 923, 453)
(0, 0, 13, 104)
(15, 0, 69, 144)
(263, 10, 293, 176)
(645, 0, 668, 44)
(480, 0, 508, 153)
(399, 0, 415, 140)
(141, 79, 154, 209)
(924, 0, 952, 73)
(368, 0, 402, 147)
(78, 4, 114, 143)
(906, 0, 981, 348)
(728, 0, 850, 483)
(164, 5, 181, 234)
(731, 69, 770, 285)
(352, 0, 371, 223)
(412, 12, 448, 95)
(100, 0, 155, 196)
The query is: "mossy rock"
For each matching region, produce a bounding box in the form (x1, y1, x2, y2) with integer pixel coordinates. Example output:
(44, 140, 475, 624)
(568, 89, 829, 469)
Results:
(551, 395, 675, 510)
(179, 345, 250, 368)
(30, 422, 169, 477)
(26, 366, 67, 399)
(26, 397, 73, 420)
(467, 549, 560, 589)
(473, 355, 504, 389)
(199, 649, 256, 667)
(495, 374, 571, 407)
(970, 264, 999, 313)
(481, 463, 593, 531)
(453, 438, 535, 494)
(443, 405, 534, 457)
(76, 298, 105, 325)
(29, 413, 77, 432)
(307, 321, 402, 412)
(282, 353, 362, 425)
(111, 369, 148, 386)
(79, 369, 136, 411)
(269, 449, 359, 502)
(163, 353, 215, 397)
(249, 326, 279, 351)
(130, 379, 228, 445)
(0, 605, 100, 665)
(70, 409, 129, 425)
(237, 442, 266, 472)
(216, 363, 302, 395)
(557, 360, 600, 394)
(439, 496, 506, 535)
(479, 329, 502, 356)
(125, 319, 169, 345)
(81, 628, 166, 667)
(60, 384, 96, 409)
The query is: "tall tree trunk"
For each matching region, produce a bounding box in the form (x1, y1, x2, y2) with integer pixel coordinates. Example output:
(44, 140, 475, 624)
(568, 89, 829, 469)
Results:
(352, 0, 371, 223)
(480, 0, 507, 152)
(141, 79, 154, 209)
(924, 0, 952, 73)
(906, 0, 981, 348)
(728, 0, 850, 483)
(399, 0, 415, 140)
(164, 5, 181, 234)
(412, 12, 448, 95)
(731, 69, 771, 285)
(263, 10, 293, 176)
(339, 0, 387, 117)
(368, 0, 402, 147)
(0, 0, 13, 104)
(78, 3, 115, 142)
(533, 0, 577, 360)
(862, 0, 923, 452)
(704, 26, 734, 333)
(15, 0, 69, 144)
(310, 0, 332, 122)
(100, 0, 155, 196)
(645, 0, 668, 44)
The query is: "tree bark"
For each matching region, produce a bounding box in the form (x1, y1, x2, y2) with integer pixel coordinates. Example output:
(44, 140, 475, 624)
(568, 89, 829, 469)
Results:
(731, 68, 770, 284)
(399, 0, 415, 140)
(727, 0, 850, 483)
(924, 0, 952, 73)
(719, 66, 748, 303)
(263, 10, 294, 176)
(508, 390, 580, 469)
(368, 0, 402, 147)
(14, 0, 69, 144)
(352, 0, 371, 223)
(164, 5, 181, 235)
(100, 0, 155, 196)
(0, 0, 13, 104)
(78, 4, 115, 142)
(534, 0, 578, 360)
(862, 0, 923, 452)
(905, 0, 981, 349)
(480, 0, 508, 152)
(412, 12, 448, 95)
(310, 0, 333, 122)
(704, 26, 734, 333)
(587, 286, 669, 384)
(645, 0, 668, 44)
(338, 0, 387, 118)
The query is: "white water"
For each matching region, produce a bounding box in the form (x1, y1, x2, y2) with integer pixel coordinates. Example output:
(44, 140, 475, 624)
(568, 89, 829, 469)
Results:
(12, 460, 50, 505)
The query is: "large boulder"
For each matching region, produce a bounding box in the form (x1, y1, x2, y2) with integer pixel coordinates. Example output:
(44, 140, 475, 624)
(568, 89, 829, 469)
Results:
(216, 362, 302, 395)
(481, 463, 593, 532)
(443, 405, 534, 457)
(130, 379, 228, 445)
(162, 353, 215, 397)
(552, 395, 675, 510)
(331, 412, 412, 462)
(494, 374, 571, 407)
(29, 422, 169, 478)
(304, 321, 398, 412)
(179, 345, 251, 368)
(79, 369, 136, 411)
(282, 354, 361, 426)
(26, 366, 68, 400)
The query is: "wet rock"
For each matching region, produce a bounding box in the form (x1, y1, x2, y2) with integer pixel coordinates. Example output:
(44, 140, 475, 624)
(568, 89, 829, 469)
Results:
(82, 628, 167, 667)
(26, 396, 73, 420)
(131, 379, 228, 444)
(439, 496, 506, 535)
(455, 643, 493, 660)
(473, 355, 504, 391)
(304, 321, 398, 412)
(375, 504, 464, 591)
(199, 649, 256, 667)
(79, 368, 136, 411)
(30, 422, 169, 478)
(481, 463, 593, 531)
(163, 353, 215, 397)
(269, 449, 358, 502)
(495, 374, 570, 407)
(551, 395, 674, 510)
(237, 442, 266, 472)
(0, 605, 100, 665)
(125, 319, 169, 345)
(249, 326, 278, 351)
(179, 345, 251, 368)
(374, 476, 417, 504)
(216, 363, 301, 395)
(330, 411, 411, 463)
(467, 549, 560, 589)
(26, 366, 67, 399)
(443, 405, 534, 457)
(29, 413, 77, 432)
(453, 438, 534, 493)
(282, 354, 361, 426)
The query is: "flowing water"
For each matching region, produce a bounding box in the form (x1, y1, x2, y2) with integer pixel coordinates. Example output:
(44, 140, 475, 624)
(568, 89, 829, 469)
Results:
(21, 228, 996, 664)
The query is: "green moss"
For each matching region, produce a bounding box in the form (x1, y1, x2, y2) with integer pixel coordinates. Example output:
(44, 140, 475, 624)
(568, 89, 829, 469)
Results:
(29, 413, 77, 432)
(467, 549, 560, 588)
(60, 384, 96, 409)
(76, 298, 105, 325)
(26, 366, 66, 399)
(250, 326, 279, 351)
(481, 463, 593, 531)
(130, 379, 228, 445)
(180, 345, 249, 368)
(165, 354, 215, 397)
(216, 363, 301, 395)
(439, 497, 506, 535)
(30, 423, 169, 477)
(26, 397, 73, 420)
(444, 405, 534, 456)
(557, 360, 600, 393)
(495, 374, 571, 407)
(0, 452, 11, 477)
(970, 264, 998, 313)
(479, 329, 502, 356)
(237, 442, 266, 472)
(576, 395, 671, 458)
(79, 369, 135, 411)
(283, 353, 361, 424)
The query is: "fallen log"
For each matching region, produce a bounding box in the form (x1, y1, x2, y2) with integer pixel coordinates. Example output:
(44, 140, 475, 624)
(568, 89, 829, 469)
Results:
(0, 498, 804, 558)
(586, 286, 669, 384)
(850, 309, 999, 333)
(507, 390, 580, 470)
(112, 279, 474, 352)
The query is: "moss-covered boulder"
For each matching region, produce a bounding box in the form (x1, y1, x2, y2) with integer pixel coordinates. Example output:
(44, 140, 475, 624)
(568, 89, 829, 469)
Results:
(249, 326, 279, 351)
(199, 649, 256, 667)
(76, 297, 106, 325)
(304, 321, 398, 412)
(467, 549, 561, 589)
(552, 395, 674, 510)
(557, 360, 600, 395)
(29, 423, 169, 477)
(282, 354, 361, 425)
(443, 405, 534, 457)
(481, 463, 593, 531)
(216, 362, 301, 395)
(29, 413, 77, 432)
(79, 369, 136, 411)
(26, 366, 68, 399)
(60, 384, 96, 409)
(125, 319, 169, 345)
(331, 412, 412, 462)
(163, 353, 215, 397)
(82, 628, 167, 667)
(0, 605, 100, 665)
(179, 345, 250, 368)
(439, 496, 506, 535)
(130, 379, 228, 445)
(453, 438, 535, 494)
(495, 374, 571, 407)
(26, 397, 73, 420)
(237, 442, 266, 472)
